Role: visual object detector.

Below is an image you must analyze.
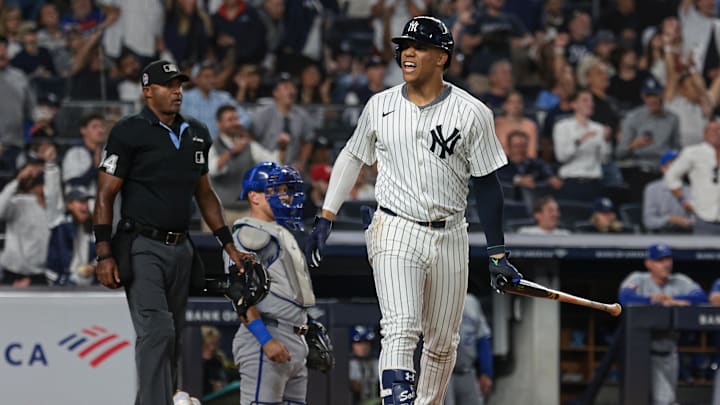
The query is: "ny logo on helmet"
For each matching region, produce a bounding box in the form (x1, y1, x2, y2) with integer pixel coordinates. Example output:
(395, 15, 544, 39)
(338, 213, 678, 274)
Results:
(408, 20, 419, 32)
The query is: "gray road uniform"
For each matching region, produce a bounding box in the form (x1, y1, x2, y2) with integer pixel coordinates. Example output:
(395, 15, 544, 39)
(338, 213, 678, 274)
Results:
(226, 216, 316, 405)
(444, 294, 492, 405)
(619, 272, 707, 405)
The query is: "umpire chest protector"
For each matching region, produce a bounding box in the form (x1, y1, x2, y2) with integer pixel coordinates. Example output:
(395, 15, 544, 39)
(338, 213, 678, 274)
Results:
(233, 217, 315, 307)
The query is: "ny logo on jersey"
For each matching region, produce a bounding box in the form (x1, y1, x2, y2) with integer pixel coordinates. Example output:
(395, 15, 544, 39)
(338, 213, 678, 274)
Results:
(408, 21, 419, 32)
(429, 125, 461, 159)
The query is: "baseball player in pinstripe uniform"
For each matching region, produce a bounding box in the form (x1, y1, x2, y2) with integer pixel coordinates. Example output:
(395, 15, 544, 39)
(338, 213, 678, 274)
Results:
(227, 162, 316, 405)
(618, 243, 707, 405)
(304, 16, 523, 405)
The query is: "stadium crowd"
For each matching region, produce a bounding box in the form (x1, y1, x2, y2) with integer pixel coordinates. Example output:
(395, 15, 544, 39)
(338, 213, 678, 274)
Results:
(1, 0, 720, 286)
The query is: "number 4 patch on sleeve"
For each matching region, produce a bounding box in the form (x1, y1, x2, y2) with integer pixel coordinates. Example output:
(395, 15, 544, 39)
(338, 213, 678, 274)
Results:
(100, 154, 119, 175)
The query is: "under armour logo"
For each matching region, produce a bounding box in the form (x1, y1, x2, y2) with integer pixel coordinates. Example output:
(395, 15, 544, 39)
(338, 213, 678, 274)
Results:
(429, 125, 461, 159)
(408, 21, 419, 32)
(404, 372, 415, 382)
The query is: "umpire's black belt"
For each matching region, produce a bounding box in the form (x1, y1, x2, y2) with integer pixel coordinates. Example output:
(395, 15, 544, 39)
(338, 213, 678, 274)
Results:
(132, 222, 188, 246)
(262, 316, 308, 336)
(379, 206, 446, 229)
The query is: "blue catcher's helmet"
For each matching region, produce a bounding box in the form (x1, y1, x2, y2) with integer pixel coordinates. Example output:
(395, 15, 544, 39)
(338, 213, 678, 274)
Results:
(351, 325, 376, 342)
(240, 161, 279, 200)
(266, 165, 305, 230)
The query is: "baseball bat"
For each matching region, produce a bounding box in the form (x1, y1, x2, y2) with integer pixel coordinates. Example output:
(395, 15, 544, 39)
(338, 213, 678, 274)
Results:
(500, 279, 622, 317)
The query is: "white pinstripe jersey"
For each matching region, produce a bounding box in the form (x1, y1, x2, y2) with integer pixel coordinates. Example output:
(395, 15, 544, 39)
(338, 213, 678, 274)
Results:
(343, 82, 507, 221)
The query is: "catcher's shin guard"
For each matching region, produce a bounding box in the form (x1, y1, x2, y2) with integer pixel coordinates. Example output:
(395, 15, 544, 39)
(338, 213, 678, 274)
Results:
(381, 369, 416, 405)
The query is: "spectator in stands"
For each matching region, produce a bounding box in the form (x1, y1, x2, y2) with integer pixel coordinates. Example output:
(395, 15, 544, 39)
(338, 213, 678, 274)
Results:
(10, 24, 56, 78)
(618, 243, 707, 405)
(349, 324, 379, 405)
(678, 0, 717, 66)
(564, 11, 592, 69)
(498, 130, 562, 203)
(347, 55, 387, 106)
(0, 35, 35, 172)
(0, 144, 55, 287)
(540, 0, 565, 33)
(201, 325, 230, 395)
(583, 61, 620, 140)
(111, 50, 142, 105)
(665, 120, 720, 235)
(553, 89, 610, 202)
(478, 59, 513, 111)
(608, 46, 648, 110)
(461, 0, 530, 95)
(252, 73, 315, 175)
(575, 197, 632, 233)
(1, 7, 22, 58)
(304, 162, 331, 219)
(62, 112, 106, 192)
(45, 157, 96, 286)
(495, 91, 538, 158)
(60, 0, 104, 34)
(639, 29, 667, 86)
(67, 14, 120, 100)
(663, 40, 720, 147)
(309, 136, 332, 166)
(538, 63, 575, 161)
(577, 30, 617, 80)
(329, 43, 366, 104)
(598, 0, 641, 47)
(181, 61, 252, 139)
(297, 61, 331, 105)
(517, 195, 571, 235)
(617, 75, 681, 200)
(212, 0, 267, 65)
(162, 0, 213, 67)
(36, 3, 68, 72)
(207, 105, 277, 228)
(445, 51, 471, 92)
(643, 150, 693, 233)
(29, 92, 61, 139)
(229, 63, 263, 103)
(97, 0, 162, 62)
(256, 0, 286, 65)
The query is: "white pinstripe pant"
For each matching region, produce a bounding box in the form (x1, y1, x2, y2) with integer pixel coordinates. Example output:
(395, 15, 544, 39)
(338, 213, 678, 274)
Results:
(366, 210, 468, 405)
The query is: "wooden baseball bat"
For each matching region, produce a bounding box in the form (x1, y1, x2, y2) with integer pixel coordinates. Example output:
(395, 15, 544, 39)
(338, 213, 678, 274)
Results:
(500, 279, 622, 317)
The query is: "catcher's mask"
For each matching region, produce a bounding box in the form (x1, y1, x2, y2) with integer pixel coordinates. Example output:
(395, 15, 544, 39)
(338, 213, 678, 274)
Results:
(266, 165, 305, 231)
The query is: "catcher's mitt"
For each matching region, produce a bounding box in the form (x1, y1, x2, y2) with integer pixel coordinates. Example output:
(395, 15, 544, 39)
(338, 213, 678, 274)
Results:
(305, 317, 335, 372)
(225, 259, 270, 317)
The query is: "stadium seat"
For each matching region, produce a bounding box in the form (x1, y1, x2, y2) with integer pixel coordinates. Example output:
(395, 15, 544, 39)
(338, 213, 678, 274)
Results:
(503, 199, 531, 221)
(557, 200, 594, 229)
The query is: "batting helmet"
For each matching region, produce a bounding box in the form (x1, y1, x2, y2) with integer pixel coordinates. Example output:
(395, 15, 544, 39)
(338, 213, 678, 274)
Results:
(392, 16, 454, 69)
(266, 165, 305, 231)
(240, 161, 279, 200)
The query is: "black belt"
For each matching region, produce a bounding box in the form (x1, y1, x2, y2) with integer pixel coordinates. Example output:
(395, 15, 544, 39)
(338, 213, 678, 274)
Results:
(133, 222, 188, 246)
(379, 207, 446, 229)
(262, 316, 308, 336)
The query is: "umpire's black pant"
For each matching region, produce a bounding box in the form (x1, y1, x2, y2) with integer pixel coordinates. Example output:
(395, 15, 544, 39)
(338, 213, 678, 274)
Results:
(125, 235, 192, 405)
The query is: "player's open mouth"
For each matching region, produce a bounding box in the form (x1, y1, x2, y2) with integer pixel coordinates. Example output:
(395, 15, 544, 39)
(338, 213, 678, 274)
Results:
(403, 61, 416, 73)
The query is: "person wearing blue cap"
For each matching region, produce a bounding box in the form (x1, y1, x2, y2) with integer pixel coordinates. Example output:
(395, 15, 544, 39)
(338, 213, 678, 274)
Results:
(350, 325, 379, 405)
(618, 242, 707, 405)
(575, 197, 631, 233)
(642, 150, 693, 233)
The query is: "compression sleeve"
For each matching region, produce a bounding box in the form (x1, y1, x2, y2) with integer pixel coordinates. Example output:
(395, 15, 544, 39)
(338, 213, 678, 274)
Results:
(476, 336, 493, 378)
(471, 173, 505, 255)
(322, 149, 364, 215)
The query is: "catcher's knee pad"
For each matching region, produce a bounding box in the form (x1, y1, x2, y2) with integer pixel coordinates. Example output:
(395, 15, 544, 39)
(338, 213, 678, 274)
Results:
(381, 369, 416, 405)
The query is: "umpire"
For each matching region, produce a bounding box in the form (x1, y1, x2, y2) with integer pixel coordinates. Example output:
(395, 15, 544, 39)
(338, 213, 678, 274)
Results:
(93, 60, 251, 405)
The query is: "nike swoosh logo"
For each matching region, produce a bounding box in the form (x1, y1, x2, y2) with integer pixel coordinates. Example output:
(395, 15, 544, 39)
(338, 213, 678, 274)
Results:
(382, 111, 394, 117)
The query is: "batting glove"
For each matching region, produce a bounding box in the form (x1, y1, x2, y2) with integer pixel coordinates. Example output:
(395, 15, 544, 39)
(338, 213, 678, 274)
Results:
(305, 216, 332, 268)
(489, 253, 523, 292)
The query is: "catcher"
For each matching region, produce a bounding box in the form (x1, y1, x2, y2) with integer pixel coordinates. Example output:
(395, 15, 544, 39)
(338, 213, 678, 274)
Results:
(224, 162, 333, 405)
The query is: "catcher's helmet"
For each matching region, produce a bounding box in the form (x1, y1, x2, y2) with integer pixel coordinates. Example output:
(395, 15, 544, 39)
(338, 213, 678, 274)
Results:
(240, 161, 279, 200)
(266, 165, 305, 231)
(392, 16, 454, 69)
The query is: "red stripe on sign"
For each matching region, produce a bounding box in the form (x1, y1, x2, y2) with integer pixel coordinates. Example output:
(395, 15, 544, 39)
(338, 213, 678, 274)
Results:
(90, 341, 130, 368)
(78, 334, 117, 358)
(82, 329, 98, 337)
(92, 325, 108, 333)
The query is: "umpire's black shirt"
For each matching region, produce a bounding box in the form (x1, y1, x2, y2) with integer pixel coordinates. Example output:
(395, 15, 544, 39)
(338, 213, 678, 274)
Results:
(100, 106, 211, 231)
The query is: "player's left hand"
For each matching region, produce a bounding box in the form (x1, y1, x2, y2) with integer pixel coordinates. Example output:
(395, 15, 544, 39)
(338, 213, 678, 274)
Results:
(479, 374, 493, 396)
(489, 253, 523, 292)
(305, 216, 332, 268)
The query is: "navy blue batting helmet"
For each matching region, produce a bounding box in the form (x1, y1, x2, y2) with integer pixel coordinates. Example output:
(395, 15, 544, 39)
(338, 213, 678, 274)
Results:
(392, 16, 454, 69)
(266, 165, 305, 231)
(351, 325, 376, 342)
(240, 161, 279, 200)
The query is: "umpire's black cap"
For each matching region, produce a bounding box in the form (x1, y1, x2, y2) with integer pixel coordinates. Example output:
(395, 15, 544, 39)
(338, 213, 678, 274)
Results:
(141, 60, 190, 87)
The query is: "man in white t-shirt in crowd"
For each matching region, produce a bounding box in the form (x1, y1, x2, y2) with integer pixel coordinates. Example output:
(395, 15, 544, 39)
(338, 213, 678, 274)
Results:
(517, 195, 571, 235)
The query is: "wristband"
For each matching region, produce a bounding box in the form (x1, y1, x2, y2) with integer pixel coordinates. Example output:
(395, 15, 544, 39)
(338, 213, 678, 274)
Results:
(487, 245, 506, 256)
(96, 253, 113, 262)
(93, 224, 113, 243)
(213, 226, 233, 247)
(247, 318, 272, 346)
